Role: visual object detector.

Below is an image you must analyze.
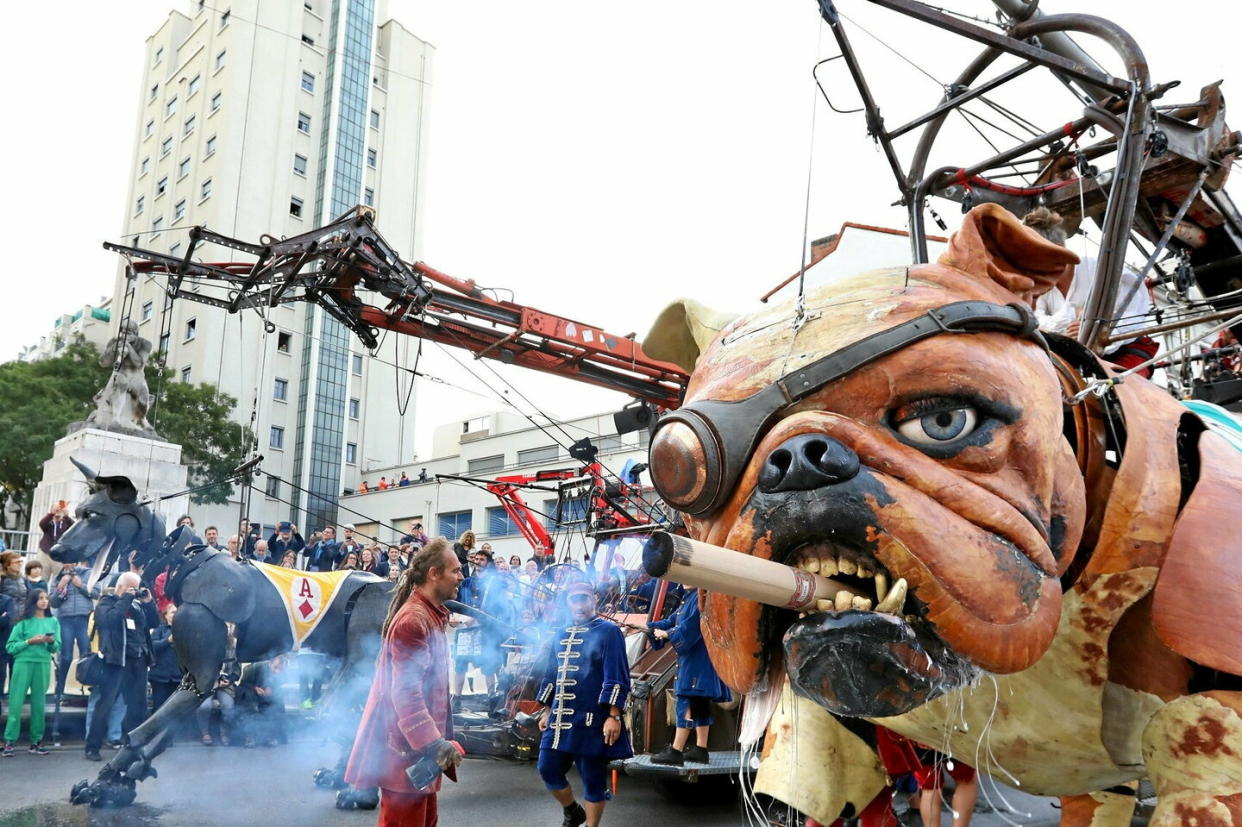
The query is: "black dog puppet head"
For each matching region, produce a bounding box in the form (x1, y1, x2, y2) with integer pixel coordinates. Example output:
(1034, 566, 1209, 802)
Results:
(49, 458, 166, 581)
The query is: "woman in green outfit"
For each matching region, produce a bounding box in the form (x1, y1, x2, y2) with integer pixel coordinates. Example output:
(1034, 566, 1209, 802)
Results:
(4, 588, 60, 756)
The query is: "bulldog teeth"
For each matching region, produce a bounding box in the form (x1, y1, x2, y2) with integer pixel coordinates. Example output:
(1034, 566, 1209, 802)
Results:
(834, 590, 853, 611)
(875, 578, 908, 615)
(803, 556, 821, 574)
(821, 557, 838, 577)
(874, 572, 888, 603)
(838, 556, 857, 576)
(816, 598, 834, 612)
(856, 561, 874, 578)
(851, 595, 873, 611)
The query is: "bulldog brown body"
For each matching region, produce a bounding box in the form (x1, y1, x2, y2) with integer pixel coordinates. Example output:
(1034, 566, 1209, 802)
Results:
(647, 204, 1242, 825)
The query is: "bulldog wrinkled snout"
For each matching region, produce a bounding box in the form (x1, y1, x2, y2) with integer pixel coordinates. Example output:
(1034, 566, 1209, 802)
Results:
(758, 433, 860, 493)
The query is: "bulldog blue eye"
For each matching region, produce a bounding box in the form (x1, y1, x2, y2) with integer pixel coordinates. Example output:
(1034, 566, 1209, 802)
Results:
(895, 407, 979, 444)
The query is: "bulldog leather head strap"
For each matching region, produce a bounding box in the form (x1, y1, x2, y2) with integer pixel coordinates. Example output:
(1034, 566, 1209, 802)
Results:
(648, 300, 1047, 517)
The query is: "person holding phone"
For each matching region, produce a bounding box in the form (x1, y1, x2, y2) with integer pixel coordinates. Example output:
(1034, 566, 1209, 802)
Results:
(84, 572, 159, 761)
(4, 589, 60, 756)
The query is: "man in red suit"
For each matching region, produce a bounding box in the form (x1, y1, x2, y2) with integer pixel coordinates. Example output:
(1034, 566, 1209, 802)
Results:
(346, 538, 465, 825)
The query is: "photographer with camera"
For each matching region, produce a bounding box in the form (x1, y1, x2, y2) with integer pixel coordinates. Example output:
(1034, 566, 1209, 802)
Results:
(84, 572, 159, 761)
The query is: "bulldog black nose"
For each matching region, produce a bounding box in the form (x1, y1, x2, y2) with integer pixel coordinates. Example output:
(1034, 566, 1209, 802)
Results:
(758, 434, 860, 493)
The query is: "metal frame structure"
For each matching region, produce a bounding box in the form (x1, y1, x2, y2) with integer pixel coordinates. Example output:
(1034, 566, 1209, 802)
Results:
(815, 0, 1241, 353)
(105, 207, 689, 410)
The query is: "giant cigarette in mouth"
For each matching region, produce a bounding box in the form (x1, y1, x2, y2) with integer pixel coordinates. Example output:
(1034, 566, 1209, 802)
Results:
(642, 531, 861, 612)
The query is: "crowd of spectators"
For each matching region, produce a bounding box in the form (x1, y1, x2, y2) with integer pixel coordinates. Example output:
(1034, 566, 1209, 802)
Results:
(353, 468, 430, 495)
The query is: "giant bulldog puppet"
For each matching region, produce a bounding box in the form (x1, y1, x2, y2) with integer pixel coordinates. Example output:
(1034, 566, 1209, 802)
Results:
(643, 204, 1242, 826)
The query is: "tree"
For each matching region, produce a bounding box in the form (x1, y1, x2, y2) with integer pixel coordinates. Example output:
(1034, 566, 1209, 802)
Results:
(0, 339, 251, 525)
(144, 367, 251, 505)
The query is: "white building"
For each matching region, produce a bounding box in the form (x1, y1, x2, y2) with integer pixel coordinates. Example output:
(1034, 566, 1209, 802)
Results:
(18, 298, 114, 362)
(108, 0, 433, 536)
(338, 408, 654, 565)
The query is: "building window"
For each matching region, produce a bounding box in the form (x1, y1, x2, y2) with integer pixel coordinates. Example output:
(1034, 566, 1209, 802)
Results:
(270, 425, 284, 449)
(277, 331, 291, 352)
(487, 507, 519, 537)
(188, 74, 201, 97)
(468, 455, 505, 475)
(149, 84, 158, 102)
(184, 318, 196, 341)
(205, 135, 216, 157)
(156, 176, 168, 196)
(265, 476, 281, 498)
(544, 497, 588, 530)
(181, 365, 192, 383)
(170, 242, 182, 258)
(159, 332, 170, 354)
(349, 398, 360, 419)
(363, 187, 374, 206)
(302, 34, 314, 46)
(438, 510, 472, 540)
(219, 8, 230, 29)
(200, 178, 212, 200)
(346, 442, 357, 464)
(160, 137, 172, 157)
(351, 354, 362, 375)
(178, 157, 191, 179)
(289, 197, 303, 218)
(366, 148, 377, 168)
(301, 71, 315, 93)
(517, 445, 559, 466)
(141, 301, 153, 322)
(297, 111, 311, 133)
(152, 216, 163, 235)
(145, 120, 154, 138)
(210, 92, 222, 112)
(293, 154, 307, 175)
(154, 47, 163, 66)
(274, 377, 288, 401)
(597, 434, 624, 453)
(174, 199, 186, 221)
(215, 50, 226, 72)
(139, 156, 150, 176)
(135, 195, 145, 215)
(183, 115, 195, 136)
(370, 109, 380, 129)
(165, 97, 177, 118)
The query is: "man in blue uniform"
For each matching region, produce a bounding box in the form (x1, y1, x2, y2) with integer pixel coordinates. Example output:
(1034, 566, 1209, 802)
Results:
(645, 586, 731, 766)
(536, 580, 632, 827)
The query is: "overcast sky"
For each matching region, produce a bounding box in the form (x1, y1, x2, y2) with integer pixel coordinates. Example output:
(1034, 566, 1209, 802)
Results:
(2, 0, 1237, 459)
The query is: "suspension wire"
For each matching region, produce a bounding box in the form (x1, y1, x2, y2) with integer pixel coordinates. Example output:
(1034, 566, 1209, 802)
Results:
(794, 19, 826, 324)
(430, 328, 670, 526)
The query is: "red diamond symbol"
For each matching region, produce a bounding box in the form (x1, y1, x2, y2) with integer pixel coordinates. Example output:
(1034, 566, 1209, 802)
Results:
(297, 599, 315, 619)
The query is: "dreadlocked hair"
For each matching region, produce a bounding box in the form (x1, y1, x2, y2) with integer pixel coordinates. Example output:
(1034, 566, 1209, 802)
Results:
(382, 537, 452, 638)
(1022, 206, 1067, 246)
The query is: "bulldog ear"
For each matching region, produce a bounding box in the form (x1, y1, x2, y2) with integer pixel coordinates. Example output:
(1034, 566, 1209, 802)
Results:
(643, 299, 738, 374)
(938, 203, 1079, 300)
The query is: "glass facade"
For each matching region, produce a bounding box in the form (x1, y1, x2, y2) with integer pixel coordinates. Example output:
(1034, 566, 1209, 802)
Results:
(293, 0, 374, 534)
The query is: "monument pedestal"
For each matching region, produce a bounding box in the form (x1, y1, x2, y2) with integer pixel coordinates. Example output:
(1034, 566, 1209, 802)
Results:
(28, 428, 189, 553)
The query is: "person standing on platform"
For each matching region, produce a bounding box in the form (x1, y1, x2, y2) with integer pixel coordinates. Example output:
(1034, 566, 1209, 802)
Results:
(3, 589, 60, 755)
(346, 538, 465, 826)
(535, 581, 632, 827)
(646, 587, 731, 766)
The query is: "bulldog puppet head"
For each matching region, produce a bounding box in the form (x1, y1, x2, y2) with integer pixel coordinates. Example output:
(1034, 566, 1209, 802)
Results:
(644, 204, 1087, 717)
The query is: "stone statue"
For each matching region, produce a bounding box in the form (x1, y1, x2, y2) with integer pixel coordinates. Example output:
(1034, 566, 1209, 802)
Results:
(77, 321, 159, 438)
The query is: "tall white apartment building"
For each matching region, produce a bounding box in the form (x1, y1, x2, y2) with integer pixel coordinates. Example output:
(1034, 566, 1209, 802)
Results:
(110, 0, 433, 536)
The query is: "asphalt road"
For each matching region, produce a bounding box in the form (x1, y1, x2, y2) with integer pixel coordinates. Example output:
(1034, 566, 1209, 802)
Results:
(0, 733, 1075, 827)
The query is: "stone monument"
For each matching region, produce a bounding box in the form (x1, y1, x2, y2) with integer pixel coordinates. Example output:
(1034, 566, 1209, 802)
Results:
(28, 323, 188, 553)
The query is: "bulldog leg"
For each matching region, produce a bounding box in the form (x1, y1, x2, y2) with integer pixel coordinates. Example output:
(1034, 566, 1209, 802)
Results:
(1142, 690, 1242, 825)
(1057, 787, 1136, 826)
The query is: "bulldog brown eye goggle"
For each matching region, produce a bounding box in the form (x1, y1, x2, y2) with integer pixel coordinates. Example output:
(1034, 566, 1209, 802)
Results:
(647, 301, 1047, 517)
